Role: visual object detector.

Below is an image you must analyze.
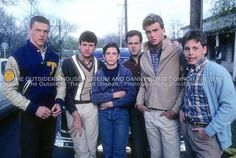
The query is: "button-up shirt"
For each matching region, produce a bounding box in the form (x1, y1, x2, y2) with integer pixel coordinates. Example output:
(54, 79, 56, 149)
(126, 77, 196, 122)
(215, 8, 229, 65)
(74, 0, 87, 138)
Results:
(150, 47, 161, 76)
(123, 56, 141, 91)
(183, 57, 212, 123)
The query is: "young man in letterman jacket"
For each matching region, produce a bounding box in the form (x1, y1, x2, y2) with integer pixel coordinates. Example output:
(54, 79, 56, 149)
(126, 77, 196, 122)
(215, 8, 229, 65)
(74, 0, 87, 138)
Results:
(3, 16, 65, 158)
(61, 31, 105, 158)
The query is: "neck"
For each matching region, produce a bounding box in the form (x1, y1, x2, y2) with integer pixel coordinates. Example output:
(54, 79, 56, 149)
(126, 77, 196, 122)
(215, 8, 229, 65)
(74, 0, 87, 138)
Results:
(152, 39, 163, 52)
(80, 54, 92, 64)
(106, 63, 118, 69)
(132, 55, 139, 63)
(30, 39, 44, 52)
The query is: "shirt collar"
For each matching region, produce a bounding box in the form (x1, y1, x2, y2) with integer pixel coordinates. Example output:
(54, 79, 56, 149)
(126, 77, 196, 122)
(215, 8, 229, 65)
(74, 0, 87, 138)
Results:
(187, 57, 208, 73)
(78, 53, 94, 64)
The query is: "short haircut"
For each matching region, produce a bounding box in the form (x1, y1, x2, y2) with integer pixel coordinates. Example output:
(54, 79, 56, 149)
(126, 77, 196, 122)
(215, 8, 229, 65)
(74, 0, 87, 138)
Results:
(103, 43, 120, 55)
(30, 16, 50, 28)
(142, 13, 164, 30)
(79, 31, 97, 46)
(182, 29, 207, 48)
(125, 30, 143, 43)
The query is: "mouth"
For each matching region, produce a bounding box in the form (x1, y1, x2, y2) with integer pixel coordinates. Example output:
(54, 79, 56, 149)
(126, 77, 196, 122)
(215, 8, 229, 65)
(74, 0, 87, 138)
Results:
(150, 39, 156, 43)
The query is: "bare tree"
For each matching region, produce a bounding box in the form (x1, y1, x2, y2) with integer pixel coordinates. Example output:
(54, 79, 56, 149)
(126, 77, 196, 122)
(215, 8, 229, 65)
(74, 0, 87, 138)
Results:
(47, 17, 77, 52)
(0, 7, 26, 57)
(168, 19, 184, 40)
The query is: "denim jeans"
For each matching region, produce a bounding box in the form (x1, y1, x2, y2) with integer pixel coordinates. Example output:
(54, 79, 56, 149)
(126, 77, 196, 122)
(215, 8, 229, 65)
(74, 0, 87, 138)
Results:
(99, 109, 129, 158)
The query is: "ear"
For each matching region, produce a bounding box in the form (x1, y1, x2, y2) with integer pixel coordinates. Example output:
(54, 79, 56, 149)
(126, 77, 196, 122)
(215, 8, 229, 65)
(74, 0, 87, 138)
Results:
(28, 27, 32, 36)
(203, 46, 207, 55)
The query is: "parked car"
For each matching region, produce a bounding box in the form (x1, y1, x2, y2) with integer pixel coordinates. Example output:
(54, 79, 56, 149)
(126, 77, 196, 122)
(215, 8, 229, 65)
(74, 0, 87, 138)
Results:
(54, 48, 131, 151)
(0, 58, 17, 118)
(54, 48, 187, 155)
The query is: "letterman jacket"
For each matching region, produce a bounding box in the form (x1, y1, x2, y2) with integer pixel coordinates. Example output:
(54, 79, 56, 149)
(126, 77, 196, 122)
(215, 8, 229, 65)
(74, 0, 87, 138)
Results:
(3, 40, 65, 115)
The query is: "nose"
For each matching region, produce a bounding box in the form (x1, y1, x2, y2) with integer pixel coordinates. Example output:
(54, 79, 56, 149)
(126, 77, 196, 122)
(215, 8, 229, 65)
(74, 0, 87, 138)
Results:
(150, 31, 155, 38)
(188, 49, 194, 55)
(40, 30, 46, 37)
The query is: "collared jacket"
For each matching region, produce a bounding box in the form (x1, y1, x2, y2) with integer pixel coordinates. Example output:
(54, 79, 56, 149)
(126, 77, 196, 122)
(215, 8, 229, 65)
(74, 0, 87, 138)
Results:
(136, 38, 186, 113)
(3, 40, 65, 115)
(91, 64, 136, 110)
(202, 61, 236, 149)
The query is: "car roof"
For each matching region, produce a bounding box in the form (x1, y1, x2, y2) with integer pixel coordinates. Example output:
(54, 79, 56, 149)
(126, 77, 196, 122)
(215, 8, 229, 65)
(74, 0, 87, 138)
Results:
(94, 47, 130, 63)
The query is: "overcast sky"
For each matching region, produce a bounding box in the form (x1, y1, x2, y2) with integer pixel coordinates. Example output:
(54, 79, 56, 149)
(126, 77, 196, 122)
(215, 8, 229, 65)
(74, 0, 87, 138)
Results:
(4, 0, 212, 38)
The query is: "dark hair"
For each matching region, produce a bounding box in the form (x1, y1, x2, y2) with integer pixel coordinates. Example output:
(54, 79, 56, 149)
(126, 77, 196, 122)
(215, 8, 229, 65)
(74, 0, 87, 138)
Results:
(30, 16, 50, 28)
(103, 43, 120, 55)
(125, 30, 143, 43)
(79, 31, 97, 46)
(142, 13, 164, 29)
(182, 29, 207, 48)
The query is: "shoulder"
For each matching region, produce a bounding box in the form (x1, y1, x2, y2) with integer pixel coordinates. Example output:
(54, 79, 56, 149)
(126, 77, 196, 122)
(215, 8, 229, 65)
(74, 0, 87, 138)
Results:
(204, 61, 232, 80)
(12, 44, 27, 58)
(62, 57, 74, 69)
(120, 64, 132, 75)
(47, 49, 59, 59)
(206, 61, 229, 73)
(163, 38, 183, 53)
(97, 59, 106, 68)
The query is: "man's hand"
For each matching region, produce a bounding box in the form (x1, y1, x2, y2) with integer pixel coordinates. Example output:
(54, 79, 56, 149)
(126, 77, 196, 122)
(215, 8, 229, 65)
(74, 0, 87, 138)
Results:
(113, 91, 126, 99)
(179, 110, 185, 123)
(100, 101, 113, 110)
(136, 104, 150, 113)
(69, 111, 84, 137)
(192, 127, 209, 140)
(160, 110, 178, 120)
(35, 106, 51, 119)
(51, 104, 61, 117)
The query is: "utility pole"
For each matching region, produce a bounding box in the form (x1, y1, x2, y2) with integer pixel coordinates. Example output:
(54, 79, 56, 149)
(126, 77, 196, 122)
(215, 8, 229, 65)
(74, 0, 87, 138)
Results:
(190, 0, 203, 29)
(124, 0, 128, 47)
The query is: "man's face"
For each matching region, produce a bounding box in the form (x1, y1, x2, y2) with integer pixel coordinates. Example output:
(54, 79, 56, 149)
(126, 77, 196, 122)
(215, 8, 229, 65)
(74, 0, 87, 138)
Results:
(183, 39, 207, 65)
(79, 41, 96, 58)
(127, 35, 142, 57)
(144, 22, 165, 46)
(29, 22, 49, 50)
(103, 47, 120, 67)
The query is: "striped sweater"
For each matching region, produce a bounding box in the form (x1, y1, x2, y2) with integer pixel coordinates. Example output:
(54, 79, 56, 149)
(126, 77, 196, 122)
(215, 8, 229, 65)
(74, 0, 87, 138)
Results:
(62, 54, 105, 114)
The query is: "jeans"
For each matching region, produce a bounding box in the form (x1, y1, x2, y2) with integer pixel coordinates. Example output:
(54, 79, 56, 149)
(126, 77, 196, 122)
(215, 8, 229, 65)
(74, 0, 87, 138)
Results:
(99, 109, 129, 158)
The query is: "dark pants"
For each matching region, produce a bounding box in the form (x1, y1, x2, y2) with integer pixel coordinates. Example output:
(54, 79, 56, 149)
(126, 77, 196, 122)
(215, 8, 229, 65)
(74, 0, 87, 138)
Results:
(129, 107, 150, 158)
(19, 111, 56, 158)
(99, 109, 129, 158)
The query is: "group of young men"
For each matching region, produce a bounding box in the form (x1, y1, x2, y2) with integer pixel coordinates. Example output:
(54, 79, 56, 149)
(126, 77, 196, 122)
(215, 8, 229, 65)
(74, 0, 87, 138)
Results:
(3, 13, 236, 158)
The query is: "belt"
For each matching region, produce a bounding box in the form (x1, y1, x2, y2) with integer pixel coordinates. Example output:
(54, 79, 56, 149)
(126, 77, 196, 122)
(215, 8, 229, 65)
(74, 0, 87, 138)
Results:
(185, 117, 208, 127)
(148, 108, 168, 112)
